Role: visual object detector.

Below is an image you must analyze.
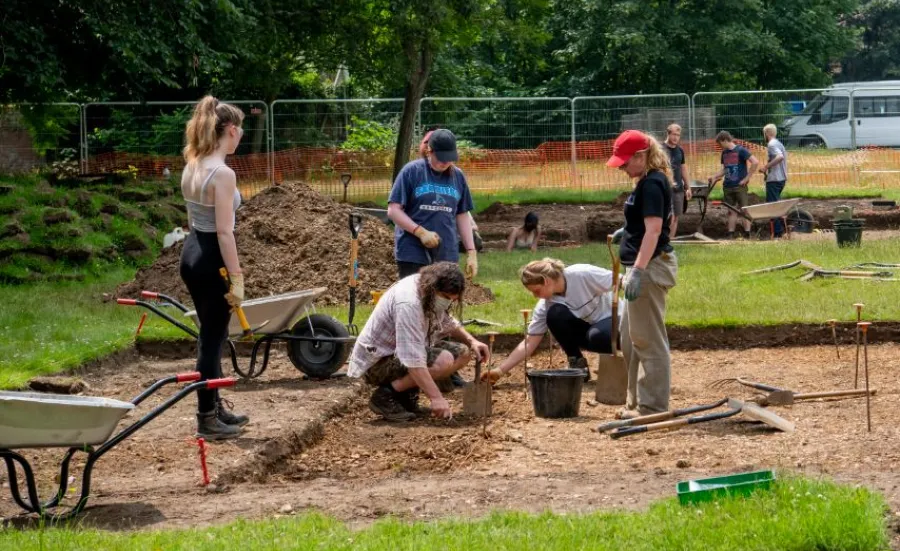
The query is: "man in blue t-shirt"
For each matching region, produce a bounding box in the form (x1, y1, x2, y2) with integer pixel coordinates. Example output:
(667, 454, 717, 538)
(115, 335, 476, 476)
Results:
(387, 129, 478, 279)
(707, 131, 759, 239)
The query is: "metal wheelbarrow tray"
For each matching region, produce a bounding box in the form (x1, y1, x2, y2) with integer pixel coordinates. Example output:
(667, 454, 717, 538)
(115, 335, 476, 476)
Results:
(1, 373, 235, 521)
(118, 288, 354, 380)
(719, 198, 815, 238)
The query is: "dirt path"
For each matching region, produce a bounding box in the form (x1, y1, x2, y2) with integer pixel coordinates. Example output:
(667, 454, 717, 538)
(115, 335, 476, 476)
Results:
(4, 344, 900, 537)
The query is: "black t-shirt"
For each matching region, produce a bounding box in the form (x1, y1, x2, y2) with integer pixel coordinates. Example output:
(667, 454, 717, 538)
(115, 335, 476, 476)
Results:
(664, 143, 685, 190)
(619, 170, 673, 266)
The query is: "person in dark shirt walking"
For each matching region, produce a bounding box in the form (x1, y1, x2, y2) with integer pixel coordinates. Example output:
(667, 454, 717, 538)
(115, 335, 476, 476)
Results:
(707, 131, 759, 239)
(663, 123, 691, 238)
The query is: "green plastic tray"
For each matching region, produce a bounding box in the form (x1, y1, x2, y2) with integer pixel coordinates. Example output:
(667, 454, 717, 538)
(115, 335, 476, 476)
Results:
(677, 470, 775, 505)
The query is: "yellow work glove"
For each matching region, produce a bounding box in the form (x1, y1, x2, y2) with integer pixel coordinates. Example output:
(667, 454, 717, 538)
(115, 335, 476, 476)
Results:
(413, 226, 441, 249)
(224, 272, 245, 308)
(465, 250, 478, 279)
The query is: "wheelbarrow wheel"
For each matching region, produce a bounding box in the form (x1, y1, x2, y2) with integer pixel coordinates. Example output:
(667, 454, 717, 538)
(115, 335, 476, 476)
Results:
(287, 314, 350, 379)
(788, 208, 815, 233)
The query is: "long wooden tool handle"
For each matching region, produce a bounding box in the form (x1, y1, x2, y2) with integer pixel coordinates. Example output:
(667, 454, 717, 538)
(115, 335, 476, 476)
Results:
(610, 408, 740, 439)
(795, 389, 876, 400)
(348, 238, 359, 287)
(607, 236, 619, 358)
(597, 397, 729, 433)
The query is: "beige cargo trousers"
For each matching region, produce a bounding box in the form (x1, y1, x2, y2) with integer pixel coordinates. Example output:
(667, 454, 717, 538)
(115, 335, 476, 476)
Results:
(620, 251, 678, 414)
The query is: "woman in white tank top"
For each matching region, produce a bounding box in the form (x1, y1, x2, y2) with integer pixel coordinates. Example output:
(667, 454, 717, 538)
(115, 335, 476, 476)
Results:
(178, 96, 249, 440)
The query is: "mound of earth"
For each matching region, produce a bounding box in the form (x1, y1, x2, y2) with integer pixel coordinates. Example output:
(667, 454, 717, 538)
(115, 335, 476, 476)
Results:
(118, 182, 493, 306)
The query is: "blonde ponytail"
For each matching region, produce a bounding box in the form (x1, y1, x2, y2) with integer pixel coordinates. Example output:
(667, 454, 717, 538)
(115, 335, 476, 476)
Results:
(520, 258, 566, 287)
(183, 96, 244, 166)
(643, 134, 672, 180)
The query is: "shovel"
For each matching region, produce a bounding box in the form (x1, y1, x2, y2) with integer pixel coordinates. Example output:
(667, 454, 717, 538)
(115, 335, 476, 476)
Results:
(597, 397, 729, 432)
(462, 356, 492, 417)
(595, 235, 627, 405)
(347, 212, 363, 335)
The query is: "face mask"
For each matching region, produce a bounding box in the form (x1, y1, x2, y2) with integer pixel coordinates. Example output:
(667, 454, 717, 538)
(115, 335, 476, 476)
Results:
(433, 295, 453, 313)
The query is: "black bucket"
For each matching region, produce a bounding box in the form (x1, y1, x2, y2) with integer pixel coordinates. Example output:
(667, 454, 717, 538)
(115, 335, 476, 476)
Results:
(526, 369, 584, 418)
(833, 219, 864, 248)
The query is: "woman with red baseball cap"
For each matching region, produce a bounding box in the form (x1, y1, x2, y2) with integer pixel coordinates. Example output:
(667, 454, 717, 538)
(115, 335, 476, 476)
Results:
(607, 130, 678, 419)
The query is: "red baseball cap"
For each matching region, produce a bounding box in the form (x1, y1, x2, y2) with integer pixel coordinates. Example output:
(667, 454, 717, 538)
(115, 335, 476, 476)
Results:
(607, 130, 650, 168)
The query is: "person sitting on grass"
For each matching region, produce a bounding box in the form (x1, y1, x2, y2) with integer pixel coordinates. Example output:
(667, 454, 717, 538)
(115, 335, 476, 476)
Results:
(481, 258, 622, 384)
(506, 212, 541, 252)
(347, 262, 490, 422)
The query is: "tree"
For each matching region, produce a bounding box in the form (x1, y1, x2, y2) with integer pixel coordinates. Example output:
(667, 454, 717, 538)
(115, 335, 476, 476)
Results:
(841, 0, 900, 81)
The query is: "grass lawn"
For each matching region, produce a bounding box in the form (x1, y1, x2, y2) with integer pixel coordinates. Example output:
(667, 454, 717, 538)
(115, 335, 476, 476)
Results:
(322, 237, 900, 331)
(0, 476, 888, 550)
(3, 236, 899, 389)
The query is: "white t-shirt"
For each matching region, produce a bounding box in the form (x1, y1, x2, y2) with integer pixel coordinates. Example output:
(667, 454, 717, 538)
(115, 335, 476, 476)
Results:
(766, 138, 788, 182)
(527, 264, 622, 335)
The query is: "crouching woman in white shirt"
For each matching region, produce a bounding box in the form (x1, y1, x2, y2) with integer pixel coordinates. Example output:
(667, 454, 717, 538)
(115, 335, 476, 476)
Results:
(482, 258, 620, 384)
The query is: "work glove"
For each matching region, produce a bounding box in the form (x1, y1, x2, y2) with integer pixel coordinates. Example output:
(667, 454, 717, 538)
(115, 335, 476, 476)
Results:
(225, 272, 245, 308)
(414, 226, 441, 249)
(465, 250, 478, 279)
(481, 368, 504, 385)
(611, 227, 625, 245)
(624, 268, 644, 302)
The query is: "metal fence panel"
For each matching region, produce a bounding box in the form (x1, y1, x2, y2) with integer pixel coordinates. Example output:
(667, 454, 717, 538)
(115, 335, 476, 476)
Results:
(848, 87, 900, 189)
(692, 89, 857, 190)
(419, 97, 573, 193)
(84, 101, 270, 197)
(271, 99, 406, 200)
(573, 94, 691, 191)
(0, 103, 82, 174)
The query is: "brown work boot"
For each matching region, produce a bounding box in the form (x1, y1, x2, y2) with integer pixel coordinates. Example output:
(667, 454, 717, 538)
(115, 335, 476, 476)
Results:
(217, 397, 249, 427)
(396, 389, 431, 415)
(369, 385, 416, 422)
(196, 411, 243, 441)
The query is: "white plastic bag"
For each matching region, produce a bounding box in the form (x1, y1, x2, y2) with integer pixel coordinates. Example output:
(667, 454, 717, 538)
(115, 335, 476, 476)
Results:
(163, 227, 187, 249)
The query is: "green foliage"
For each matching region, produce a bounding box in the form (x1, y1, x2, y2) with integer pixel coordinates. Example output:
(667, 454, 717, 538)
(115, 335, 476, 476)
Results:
(90, 107, 192, 156)
(841, 0, 900, 80)
(341, 116, 398, 151)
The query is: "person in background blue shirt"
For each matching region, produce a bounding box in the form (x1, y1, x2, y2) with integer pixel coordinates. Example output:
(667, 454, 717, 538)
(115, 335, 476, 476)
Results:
(707, 131, 759, 239)
(387, 129, 478, 279)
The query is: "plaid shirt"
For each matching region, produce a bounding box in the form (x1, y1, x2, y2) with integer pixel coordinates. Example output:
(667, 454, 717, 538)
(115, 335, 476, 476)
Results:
(347, 275, 460, 378)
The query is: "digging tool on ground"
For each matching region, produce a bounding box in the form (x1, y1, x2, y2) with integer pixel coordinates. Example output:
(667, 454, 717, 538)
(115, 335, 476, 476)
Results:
(463, 356, 492, 417)
(597, 398, 729, 433)
(340, 173, 352, 203)
(854, 303, 864, 388)
(596, 235, 627, 405)
(609, 398, 793, 439)
(218, 268, 269, 339)
(859, 321, 873, 432)
(709, 376, 875, 407)
(347, 212, 363, 335)
(828, 319, 840, 359)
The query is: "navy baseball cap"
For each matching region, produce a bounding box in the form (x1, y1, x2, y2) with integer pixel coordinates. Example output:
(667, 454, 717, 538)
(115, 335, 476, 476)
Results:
(428, 129, 459, 163)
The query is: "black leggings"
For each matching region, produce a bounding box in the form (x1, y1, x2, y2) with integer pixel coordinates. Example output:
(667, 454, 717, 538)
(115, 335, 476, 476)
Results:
(546, 303, 614, 358)
(397, 261, 427, 279)
(179, 230, 230, 414)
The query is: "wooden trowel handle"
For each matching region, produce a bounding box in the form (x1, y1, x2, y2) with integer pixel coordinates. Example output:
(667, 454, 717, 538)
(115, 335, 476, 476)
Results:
(610, 408, 740, 439)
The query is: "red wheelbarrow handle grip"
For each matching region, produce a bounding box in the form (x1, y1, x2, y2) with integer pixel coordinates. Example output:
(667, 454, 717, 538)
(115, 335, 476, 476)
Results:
(141, 291, 159, 299)
(117, 298, 137, 306)
(176, 372, 202, 383)
(206, 377, 237, 389)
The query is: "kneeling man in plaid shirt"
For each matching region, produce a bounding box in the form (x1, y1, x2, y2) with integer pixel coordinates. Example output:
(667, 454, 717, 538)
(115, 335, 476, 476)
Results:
(348, 262, 490, 421)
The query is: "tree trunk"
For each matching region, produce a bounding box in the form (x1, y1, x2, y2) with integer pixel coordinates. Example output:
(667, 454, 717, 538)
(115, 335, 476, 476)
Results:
(392, 41, 433, 182)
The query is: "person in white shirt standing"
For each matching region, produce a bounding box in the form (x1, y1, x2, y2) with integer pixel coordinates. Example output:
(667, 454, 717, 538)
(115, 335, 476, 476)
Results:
(347, 262, 490, 422)
(760, 123, 788, 238)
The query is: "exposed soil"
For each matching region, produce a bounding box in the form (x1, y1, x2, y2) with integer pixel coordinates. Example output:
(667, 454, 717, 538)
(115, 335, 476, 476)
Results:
(118, 182, 493, 306)
(475, 197, 900, 246)
(5, 343, 900, 543)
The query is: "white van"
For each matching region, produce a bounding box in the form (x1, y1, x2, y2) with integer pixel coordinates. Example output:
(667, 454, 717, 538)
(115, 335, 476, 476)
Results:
(782, 81, 900, 148)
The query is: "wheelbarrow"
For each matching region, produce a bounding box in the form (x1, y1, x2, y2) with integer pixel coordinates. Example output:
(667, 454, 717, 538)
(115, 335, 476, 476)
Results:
(687, 179, 718, 230)
(0, 372, 235, 520)
(718, 198, 815, 239)
(117, 288, 353, 380)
